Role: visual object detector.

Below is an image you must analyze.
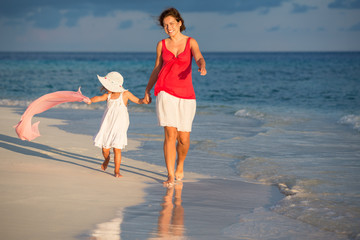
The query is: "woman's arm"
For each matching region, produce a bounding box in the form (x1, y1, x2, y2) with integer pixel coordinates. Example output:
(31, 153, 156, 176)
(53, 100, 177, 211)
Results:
(190, 38, 207, 76)
(144, 41, 163, 103)
(88, 93, 108, 104)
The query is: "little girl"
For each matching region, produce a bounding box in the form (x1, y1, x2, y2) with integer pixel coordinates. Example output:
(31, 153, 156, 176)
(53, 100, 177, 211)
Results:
(88, 71, 145, 177)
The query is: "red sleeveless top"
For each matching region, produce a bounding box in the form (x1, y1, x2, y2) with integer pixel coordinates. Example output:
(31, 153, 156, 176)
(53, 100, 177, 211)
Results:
(154, 37, 195, 99)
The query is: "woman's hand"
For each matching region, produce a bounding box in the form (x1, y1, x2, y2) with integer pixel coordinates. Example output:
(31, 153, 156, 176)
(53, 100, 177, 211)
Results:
(198, 66, 207, 76)
(144, 91, 152, 104)
(190, 38, 207, 76)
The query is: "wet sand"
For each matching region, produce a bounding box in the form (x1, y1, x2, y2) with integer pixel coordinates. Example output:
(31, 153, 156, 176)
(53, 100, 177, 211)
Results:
(0, 106, 283, 239)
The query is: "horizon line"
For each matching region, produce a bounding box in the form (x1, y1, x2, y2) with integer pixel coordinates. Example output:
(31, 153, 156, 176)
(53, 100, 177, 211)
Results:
(1, 50, 360, 53)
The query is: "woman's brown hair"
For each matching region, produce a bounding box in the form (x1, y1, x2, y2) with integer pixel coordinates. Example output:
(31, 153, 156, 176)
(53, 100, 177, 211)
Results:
(158, 8, 186, 32)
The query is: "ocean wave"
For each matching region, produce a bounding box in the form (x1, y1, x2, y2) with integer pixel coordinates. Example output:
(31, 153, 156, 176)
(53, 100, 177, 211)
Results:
(0, 99, 103, 110)
(272, 191, 360, 239)
(0, 98, 155, 113)
(236, 156, 360, 238)
(234, 109, 265, 120)
(339, 115, 360, 132)
(0, 99, 32, 107)
(236, 157, 298, 195)
(234, 108, 298, 127)
(223, 207, 348, 240)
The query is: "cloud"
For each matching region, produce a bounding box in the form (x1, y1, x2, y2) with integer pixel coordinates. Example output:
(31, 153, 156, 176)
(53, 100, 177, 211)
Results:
(0, 0, 290, 29)
(118, 20, 133, 29)
(291, 3, 317, 14)
(179, 0, 289, 13)
(224, 23, 238, 29)
(63, 9, 91, 27)
(26, 7, 63, 29)
(348, 21, 360, 31)
(267, 26, 280, 32)
(328, 0, 360, 9)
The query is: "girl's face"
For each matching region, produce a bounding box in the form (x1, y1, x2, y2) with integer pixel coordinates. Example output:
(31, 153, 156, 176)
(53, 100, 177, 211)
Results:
(163, 16, 181, 37)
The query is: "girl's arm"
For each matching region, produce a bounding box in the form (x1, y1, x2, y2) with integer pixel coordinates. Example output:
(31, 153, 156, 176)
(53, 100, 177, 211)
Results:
(124, 91, 144, 105)
(190, 38, 207, 76)
(88, 93, 108, 104)
(144, 41, 163, 103)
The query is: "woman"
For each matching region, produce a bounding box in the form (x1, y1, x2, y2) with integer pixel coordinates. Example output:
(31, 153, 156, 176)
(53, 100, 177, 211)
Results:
(144, 7, 207, 185)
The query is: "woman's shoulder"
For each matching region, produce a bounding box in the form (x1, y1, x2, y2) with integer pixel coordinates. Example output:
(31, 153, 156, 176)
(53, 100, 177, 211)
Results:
(189, 37, 200, 48)
(189, 37, 197, 44)
(156, 40, 164, 48)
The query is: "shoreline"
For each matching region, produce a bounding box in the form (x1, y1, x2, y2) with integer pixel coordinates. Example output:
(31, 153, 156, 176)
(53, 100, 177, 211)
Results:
(116, 178, 283, 240)
(0, 106, 283, 239)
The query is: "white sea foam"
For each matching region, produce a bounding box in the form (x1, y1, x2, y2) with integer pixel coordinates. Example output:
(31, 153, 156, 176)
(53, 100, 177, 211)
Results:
(235, 109, 265, 120)
(223, 207, 348, 240)
(236, 156, 360, 238)
(236, 157, 299, 195)
(0, 99, 32, 107)
(0, 98, 154, 112)
(0, 98, 103, 110)
(272, 191, 360, 239)
(234, 108, 301, 128)
(339, 114, 360, 132)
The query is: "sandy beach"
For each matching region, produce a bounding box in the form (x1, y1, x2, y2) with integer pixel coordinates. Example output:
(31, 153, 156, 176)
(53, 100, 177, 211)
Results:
(0, 106, 163, 239)
(0, 106, 283, 239)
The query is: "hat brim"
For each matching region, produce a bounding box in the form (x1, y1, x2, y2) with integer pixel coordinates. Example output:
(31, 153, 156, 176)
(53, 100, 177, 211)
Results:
(97, 75, 126, 92)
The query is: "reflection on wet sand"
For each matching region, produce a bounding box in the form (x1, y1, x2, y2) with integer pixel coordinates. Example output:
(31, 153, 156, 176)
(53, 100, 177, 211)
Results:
(89, 209, 122, 240)
(89, 183, 186, 240)
(153, 182, 186, 239)
(88, 179, 282, 239)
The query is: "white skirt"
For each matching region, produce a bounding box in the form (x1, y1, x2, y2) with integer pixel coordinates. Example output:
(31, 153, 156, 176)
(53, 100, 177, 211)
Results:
(156, 91, 196, 132)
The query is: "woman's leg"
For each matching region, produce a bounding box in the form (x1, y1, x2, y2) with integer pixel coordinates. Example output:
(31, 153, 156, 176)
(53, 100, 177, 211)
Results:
(113, 148, 122, 178)
(163, 126, 178, 184)
(101, 148, 111, 171)
(175, 131, 190, 181)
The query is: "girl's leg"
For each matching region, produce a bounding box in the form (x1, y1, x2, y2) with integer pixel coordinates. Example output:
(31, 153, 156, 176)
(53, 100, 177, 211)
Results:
(113, 148, 122, 178)
(163, 126, 178, 185)
(175, 131, 190, 181)
(101, 148, 111, 171)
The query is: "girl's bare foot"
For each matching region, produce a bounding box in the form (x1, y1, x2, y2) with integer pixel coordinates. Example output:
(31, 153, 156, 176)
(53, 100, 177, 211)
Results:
(101, 156, 110, 171)
(114, 172, 123, 178)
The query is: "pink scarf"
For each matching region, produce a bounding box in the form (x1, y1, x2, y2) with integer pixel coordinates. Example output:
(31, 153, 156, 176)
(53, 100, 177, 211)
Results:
(14, 87, 90, 141)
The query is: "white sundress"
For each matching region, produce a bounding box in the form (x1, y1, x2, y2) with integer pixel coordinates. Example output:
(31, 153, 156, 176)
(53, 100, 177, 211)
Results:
(93, 92, 129, 149)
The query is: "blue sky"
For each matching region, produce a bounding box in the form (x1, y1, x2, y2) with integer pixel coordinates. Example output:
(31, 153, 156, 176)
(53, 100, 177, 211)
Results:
(0, 0, 359, 52)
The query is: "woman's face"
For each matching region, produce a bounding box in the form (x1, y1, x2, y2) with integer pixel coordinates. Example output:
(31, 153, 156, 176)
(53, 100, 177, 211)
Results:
(163, 16, 181, 36)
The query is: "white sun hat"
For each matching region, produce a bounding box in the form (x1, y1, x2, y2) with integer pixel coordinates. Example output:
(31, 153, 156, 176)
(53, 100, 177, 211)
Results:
(97, 71, 127, 92)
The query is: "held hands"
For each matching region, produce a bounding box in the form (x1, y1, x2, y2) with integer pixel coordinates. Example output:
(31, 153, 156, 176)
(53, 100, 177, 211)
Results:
(143, 92, 152, 104)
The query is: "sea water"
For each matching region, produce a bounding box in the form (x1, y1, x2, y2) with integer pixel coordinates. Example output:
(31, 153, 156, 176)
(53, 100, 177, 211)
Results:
(1, 52, 359, 239)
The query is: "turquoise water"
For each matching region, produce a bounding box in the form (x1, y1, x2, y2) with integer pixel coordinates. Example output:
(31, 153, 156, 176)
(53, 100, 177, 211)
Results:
(1, 52, 360, 239)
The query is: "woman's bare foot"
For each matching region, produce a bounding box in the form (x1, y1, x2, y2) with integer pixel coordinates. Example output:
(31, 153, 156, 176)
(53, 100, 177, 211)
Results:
(114, 172, 123, 178)
(101, 156, 110, 171)
(163, 175, 175, 187)
(175, 169, 184, 181)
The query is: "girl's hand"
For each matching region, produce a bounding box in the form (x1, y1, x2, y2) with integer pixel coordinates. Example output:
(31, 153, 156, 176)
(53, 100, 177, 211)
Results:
(198, 67, 207, 76)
